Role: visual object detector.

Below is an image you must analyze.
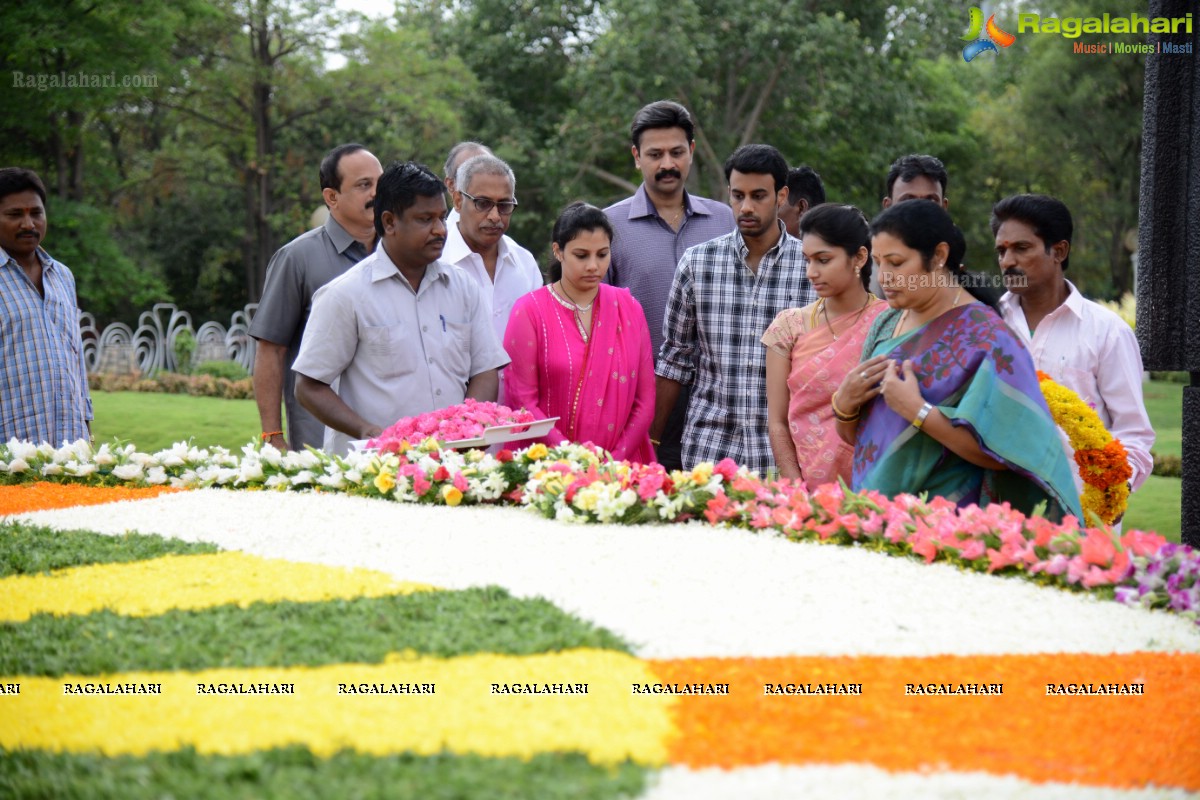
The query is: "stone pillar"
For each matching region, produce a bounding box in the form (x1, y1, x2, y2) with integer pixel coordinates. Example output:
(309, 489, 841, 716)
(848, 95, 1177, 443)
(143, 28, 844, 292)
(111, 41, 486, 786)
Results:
(1138, 0, 1200, 546)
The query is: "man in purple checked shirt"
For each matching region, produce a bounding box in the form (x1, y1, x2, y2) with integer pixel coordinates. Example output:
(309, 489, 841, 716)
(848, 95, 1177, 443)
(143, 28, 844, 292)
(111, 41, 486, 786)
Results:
(604, 100, 734, 471)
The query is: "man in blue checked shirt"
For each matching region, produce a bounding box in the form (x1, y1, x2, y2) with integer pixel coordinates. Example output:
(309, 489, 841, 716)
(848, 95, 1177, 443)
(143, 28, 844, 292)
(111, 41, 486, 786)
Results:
(651, 145, 815, 476)
(0, 168, 92, 446)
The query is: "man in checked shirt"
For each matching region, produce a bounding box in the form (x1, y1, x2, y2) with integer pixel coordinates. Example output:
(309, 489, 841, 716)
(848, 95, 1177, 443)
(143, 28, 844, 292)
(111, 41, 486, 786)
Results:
(652, 145, 815, 475)
(0, 167, 92, 445)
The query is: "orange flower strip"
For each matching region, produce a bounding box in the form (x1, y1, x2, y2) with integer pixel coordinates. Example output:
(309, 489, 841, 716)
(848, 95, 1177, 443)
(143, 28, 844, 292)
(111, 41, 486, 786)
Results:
(0, 482, 180, 516)
(650, 653, 1200, 790)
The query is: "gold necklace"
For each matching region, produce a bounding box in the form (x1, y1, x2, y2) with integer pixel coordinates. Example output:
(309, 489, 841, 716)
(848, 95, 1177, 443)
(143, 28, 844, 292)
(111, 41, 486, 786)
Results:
(817, 293, 874, 341)
(551, 282, 594, 343)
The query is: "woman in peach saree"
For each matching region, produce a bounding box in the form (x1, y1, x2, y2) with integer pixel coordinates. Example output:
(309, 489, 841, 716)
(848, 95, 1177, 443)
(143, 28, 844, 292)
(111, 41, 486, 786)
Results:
(763, 204, 884, 484)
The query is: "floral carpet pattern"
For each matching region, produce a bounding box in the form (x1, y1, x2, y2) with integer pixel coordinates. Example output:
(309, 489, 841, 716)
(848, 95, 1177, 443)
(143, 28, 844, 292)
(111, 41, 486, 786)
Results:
(2, 476, 1198, 798)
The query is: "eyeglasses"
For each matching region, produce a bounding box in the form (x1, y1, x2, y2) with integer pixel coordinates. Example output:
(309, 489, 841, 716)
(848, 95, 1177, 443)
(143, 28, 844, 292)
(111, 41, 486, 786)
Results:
(460, 190, 517, 216)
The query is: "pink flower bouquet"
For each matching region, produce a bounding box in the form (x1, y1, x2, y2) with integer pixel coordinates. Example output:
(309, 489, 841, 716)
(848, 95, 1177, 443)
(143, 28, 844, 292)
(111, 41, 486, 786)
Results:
(368, 400, 537, 453)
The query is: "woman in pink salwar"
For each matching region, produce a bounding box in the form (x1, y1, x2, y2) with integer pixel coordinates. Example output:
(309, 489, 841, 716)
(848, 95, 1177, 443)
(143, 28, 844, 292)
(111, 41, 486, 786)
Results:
(763, 204, 885, 484)
(503, 202, 655, 463)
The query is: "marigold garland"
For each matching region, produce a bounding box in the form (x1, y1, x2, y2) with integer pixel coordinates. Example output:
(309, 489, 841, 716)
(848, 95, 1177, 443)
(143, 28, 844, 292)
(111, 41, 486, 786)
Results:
(1037, 371, 1132, 526)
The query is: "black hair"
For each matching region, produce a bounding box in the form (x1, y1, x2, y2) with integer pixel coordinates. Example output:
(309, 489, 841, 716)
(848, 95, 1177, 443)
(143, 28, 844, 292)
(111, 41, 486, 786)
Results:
(548, 201, 614, 282)
(0, 167, 47, 205)
(884, 154, 948, 200)
(630, 101, 695, 150)
(786, 166, 826, 209)
(319, 144, 368, 192)
(990, 193, 1073, 271)
(723, 144, 788, 192)
(373, 161, 445, 238)
(870, 201, 998, 309)
(798, 204, 871, 290)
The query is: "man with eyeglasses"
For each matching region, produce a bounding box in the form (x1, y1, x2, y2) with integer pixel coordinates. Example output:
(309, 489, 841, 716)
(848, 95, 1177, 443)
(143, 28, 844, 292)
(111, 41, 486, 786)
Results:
(442, 154, 542, 345)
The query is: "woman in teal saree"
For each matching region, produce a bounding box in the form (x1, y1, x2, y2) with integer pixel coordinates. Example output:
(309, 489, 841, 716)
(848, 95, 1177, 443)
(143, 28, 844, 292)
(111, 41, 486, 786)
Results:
(831, 201, 1082, 522)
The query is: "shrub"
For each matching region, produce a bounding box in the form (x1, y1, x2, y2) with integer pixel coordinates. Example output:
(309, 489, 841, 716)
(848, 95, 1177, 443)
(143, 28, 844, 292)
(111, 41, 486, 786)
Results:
(1153, 453, 1182, 478)
(194, 360, 250, 380)
(87, 371, 253, 400)
(172, 330, 196, 374)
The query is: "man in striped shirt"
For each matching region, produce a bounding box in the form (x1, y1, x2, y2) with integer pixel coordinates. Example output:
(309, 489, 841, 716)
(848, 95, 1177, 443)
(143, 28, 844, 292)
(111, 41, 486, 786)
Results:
(653, 145, 815, 475)
(0, 168, 92, 445)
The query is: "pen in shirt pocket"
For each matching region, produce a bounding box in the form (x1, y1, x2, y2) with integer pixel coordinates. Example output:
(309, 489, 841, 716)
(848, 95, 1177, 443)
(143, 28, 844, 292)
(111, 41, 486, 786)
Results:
(439, 314, 447, 332)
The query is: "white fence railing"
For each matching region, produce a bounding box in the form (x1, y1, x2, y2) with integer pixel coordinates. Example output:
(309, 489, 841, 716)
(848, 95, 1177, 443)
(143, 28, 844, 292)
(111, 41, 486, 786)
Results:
(80, 303, 259, 376)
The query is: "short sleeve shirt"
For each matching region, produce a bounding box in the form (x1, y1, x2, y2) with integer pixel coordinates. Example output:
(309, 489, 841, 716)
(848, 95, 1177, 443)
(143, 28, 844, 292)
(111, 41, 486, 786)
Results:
(0, 246, 92, 445)
(292, 248, 511, 455)
(248, 215, 369, 449)
(441, 221, 544, 344)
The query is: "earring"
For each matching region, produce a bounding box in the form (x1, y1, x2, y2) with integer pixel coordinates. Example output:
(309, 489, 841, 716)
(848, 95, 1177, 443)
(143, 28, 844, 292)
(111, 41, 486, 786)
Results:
(854, 266, 862, 278)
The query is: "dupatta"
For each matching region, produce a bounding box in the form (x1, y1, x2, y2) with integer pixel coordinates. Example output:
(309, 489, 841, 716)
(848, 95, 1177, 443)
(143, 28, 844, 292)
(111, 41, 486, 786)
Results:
(851, 303, 1082, 522)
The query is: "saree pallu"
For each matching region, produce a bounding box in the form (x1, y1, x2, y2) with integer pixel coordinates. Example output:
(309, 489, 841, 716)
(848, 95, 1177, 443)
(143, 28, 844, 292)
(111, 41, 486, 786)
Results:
(851, 303, 1083, 522)
(503, 284, 656, 463)
(762, 301, 886, 486)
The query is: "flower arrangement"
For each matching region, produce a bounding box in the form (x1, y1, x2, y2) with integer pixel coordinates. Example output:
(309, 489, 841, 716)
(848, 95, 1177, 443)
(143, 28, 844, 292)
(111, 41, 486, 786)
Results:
(368, 400, 536, 453)
(1, 436, 1195, 625)
(1037, 372, 1132, 526)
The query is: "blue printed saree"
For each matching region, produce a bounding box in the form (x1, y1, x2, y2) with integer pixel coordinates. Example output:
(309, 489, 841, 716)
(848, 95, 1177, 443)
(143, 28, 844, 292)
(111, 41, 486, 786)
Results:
(851, 303, 1083, 522)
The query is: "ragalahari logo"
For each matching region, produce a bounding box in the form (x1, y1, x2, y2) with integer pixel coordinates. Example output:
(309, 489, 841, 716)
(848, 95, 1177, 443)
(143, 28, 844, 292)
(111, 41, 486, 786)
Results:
(962, 6, 1016, 61)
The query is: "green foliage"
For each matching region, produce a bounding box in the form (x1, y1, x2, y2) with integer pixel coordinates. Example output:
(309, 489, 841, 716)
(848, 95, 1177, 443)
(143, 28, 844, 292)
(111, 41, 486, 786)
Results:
(172, 329, 196, 374)
(1152, 453, 1181, 479)
(193, 360, 249, 380)
(46, 200, 171, 322)
(0, 749, 649, 800)
(0, 522, 217, 579)
(1, 586, 631, 677)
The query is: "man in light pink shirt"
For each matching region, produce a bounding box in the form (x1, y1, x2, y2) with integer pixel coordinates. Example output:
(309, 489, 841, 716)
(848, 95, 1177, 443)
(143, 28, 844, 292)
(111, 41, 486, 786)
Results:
(992, 194, 1154, 495)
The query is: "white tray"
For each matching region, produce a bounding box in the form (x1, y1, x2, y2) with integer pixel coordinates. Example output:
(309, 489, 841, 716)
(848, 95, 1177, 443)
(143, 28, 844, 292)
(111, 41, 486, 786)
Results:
(351, 417, 559, 452)
(443, 417, 559, 448)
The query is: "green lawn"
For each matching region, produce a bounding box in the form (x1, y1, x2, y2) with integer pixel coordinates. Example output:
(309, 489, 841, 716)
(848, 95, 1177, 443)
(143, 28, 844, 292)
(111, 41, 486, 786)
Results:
(88, 383, 1185, 540)
(91, 391, 260, 453)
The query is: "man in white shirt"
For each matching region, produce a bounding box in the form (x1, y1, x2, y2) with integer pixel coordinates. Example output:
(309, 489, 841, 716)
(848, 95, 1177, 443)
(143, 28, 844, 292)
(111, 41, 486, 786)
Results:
(442, 154, 543, 344)
(992, 193, 1154, 494)
(293, 161, 509, 455)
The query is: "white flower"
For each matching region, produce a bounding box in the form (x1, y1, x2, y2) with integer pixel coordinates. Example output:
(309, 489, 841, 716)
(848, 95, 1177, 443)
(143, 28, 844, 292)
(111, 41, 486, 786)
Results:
(317, 473, 346, 490)
(40, 463, 63, 476)
(145, 466, 168, 485)
(344, 469, 363, 485)
(259, 445, 283, 468)
(36, 443, 56, 458)
(93, 444, 116, 466)
(6, 458, 28, 474)
(238, 462, 265, 483)
(7, 440, 38, 461)
(290, 470, 315, 486)
(112, 463, 144, 481)
(555, 506, 579, 523)
(66, 462, 97, 478)
(265, 474, 290, 489)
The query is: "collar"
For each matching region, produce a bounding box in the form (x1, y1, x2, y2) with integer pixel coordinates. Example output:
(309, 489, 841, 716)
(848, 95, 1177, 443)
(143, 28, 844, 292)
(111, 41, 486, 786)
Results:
(324, 213, 372, 255)
(1000, 279, 1084, 320)
(370, 245, 449, 286)
(736, 219, 788, 261)
(627, 184, 711, 222)
(441, 217, 513, 265)
(0, 245, 53, 271)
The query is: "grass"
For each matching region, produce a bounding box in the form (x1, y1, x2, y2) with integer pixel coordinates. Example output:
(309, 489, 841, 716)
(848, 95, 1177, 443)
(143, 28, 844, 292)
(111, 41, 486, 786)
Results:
(0, 749, 649, 800)
(1142, 379, 1182, 457)
(0, 521, 218, 578)
(90, 391, 260, 453)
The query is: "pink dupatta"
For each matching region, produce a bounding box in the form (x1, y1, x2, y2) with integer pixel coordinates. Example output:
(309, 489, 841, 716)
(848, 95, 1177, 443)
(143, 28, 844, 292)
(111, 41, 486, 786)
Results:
(503, 284, 655, 463)
(762, 300, 886, 485)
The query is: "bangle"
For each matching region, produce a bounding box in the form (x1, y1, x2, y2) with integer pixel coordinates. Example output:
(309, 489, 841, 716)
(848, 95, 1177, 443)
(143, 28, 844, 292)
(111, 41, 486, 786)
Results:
(649, 438, 662, 446)
(830, 391, 859, 422)
(911, 402, 933, 430)
(261, 430, 284, 441)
